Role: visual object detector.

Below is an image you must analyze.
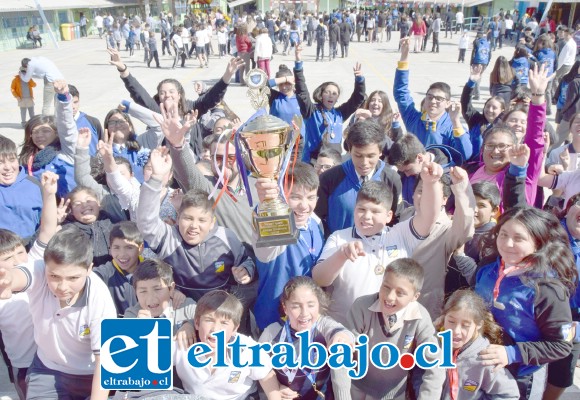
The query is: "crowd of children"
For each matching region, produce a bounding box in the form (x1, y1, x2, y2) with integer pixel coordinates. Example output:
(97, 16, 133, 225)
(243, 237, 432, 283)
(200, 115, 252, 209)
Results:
(2, 4, 580, 400)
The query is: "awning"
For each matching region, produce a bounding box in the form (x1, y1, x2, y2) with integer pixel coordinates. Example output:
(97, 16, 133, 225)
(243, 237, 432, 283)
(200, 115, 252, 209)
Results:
(227, 0, 256, 8)
(0, 0, 122, 12)
(463, 0, 492, 7)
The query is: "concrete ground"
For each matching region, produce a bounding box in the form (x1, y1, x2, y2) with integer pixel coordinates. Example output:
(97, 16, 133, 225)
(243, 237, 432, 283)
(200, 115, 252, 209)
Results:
(0, 30, 579, 399)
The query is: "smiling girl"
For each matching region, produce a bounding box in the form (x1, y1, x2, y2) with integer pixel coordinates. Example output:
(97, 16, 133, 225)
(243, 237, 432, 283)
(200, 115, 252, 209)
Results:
(293, 45, 366, 162)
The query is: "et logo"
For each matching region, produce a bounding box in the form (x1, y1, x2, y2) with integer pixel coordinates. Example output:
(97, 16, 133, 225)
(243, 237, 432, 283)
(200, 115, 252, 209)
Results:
(101, 319, 172, 390)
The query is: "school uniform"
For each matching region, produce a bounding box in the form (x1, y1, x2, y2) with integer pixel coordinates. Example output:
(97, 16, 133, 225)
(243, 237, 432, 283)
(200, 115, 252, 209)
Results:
(93, 260, 138, 317)
(18, 243, 116, 399)
(252, 215, 325, 330)
(138, 177, 255, 301)
(347, 295, 444, 400)
(441, 336, 519, 400)
(394, 62, 473, 162)
(318, 221, 426, 325)
(124, 297, 196, 331)
(174, 333, 272, 399)
(315, 159, 402, 235)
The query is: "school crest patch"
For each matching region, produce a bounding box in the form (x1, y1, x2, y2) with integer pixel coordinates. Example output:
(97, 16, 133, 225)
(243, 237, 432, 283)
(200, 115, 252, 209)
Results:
(214, 261, 225, 273)
(79, 324, 90, 336)
(228, 371, 241, 383)
(403, 335, 414, 349)
(385, 246, 399, 258)
(462, 379, 479, 392)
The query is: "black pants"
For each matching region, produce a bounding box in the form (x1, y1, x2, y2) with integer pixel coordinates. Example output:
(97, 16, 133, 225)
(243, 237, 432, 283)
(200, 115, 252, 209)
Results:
(173, 49, 186, 68)
(329, 41, 337, 59)
(162, 39, 172, 55)
(458, 48, 466, 62)
(148, 50, 160, 67)
(432, 32, 439, 52)
(386, 26, 392, 41)
(340, 42, 349, 57)
(316, 41, 325, 60)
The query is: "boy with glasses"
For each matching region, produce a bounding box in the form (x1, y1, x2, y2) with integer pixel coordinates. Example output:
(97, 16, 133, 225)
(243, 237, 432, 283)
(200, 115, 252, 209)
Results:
(394, 38, 472, 161)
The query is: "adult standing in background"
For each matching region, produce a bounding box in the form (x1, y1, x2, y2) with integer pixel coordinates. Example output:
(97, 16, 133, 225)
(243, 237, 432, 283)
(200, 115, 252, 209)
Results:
(19, 57, 63, 116)
(455, 8, 464, 33)
(551, 28, 577, 107)
(339, 17, 351, 58)
(94, 14, 104, 38)
(445, 8, 454, 38)
(79, 12, 88, 38)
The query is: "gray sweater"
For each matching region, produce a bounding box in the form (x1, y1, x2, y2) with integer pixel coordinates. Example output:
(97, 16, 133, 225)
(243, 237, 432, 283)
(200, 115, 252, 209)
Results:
(440, 336, 519, 400)
(347, 294, 445, 400)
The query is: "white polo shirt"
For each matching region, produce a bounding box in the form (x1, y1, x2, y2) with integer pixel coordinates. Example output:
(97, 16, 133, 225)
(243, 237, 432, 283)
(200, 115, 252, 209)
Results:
(551, 169, 580, 206)
(174, 333, 272, 399)
(20, 259, 116, 375)
(318, 219, 426, 325)
(0, 292, 36, 368)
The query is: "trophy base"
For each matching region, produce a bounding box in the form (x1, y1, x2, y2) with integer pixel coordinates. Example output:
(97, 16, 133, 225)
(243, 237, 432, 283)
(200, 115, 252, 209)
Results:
(254, 212, 299, 248)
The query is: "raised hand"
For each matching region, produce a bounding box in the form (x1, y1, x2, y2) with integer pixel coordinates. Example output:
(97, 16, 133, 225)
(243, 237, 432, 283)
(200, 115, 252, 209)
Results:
(174, 321, 195, 350)
(0, 268, 14, 300)
(507, 143, 530, 167)
(420, 161, 444, 184)
(232, 117, 242, 131)
(449, 166, 469, 185)
(137, 309, 152, 318)
(354, 108, 373, 122)
(469, 64, 483, 82)
(193, 81, 205, 95)
(295, 44, 302, 61)
(153, 100, 193, 148)
(107, 47, 126, 71)
(56, 197, 70, 224)
(400, 37, 410, 61)
(353, 62, 363, 77)
(77, 127, 92, 149)
(53, 80, 69, 95)
(40, 171, 59, 196)
(148, 147, 173, 181)
(98, 129, 116, 171)
(222, 57, 245, 83)
(529, 62, 555, 101)
(448, 101, 462, 121)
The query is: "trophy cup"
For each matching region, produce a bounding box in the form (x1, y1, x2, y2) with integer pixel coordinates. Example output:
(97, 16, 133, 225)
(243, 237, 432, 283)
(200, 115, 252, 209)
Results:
(236, 69, 300, 248)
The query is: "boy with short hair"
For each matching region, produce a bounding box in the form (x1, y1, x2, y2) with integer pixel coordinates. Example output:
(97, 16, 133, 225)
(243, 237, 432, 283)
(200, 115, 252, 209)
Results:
(0, 170, 59, 400)
(93, 221, 144, 316)
(313, 147, 342, 175)
(347, 258, 445, 399)
(137, 149, 255, 330)
(0, 224, 115, 400)
(124, 258, 196, 329)
(0, 135, 43, 243)
(67, 84, 103, 157)
(252, 162, 325, 330)
(389, 134, 450, 206)
(173, 290, 280, 399)
(312, 162, 443, 325)
(315, 119, 402, 235)
(394, 37, 472, 160)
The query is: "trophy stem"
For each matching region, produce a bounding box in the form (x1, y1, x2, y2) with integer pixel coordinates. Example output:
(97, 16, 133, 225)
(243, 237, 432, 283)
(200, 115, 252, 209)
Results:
(257, 196, 291, 217)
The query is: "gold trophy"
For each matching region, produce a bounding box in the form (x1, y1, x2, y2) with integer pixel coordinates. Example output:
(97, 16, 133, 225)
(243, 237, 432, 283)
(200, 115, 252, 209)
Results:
(236, 69, 300, 248)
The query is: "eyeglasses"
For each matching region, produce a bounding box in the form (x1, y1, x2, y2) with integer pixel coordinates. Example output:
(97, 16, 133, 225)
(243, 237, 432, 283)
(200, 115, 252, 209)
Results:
(484, 143, 512, 152)
(215, 154, 237, 164)
(426, 94, 449, 103)
(315, 164, 334, 172)
(108, 119, 128, 127)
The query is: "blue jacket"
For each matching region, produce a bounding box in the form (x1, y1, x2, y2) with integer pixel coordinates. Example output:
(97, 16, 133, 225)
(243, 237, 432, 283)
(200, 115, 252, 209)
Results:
(76, 111, 103, 157)
(32, 156, 76, 198)
(394, 67, 473, 161)
(114, 146, 145, 183)
(471, 38, 491, 65)
(534, 48, 557, 76)
(267, 81, 305, 138)
(0, 167, 42, 240)
(254, 216, 325, 330)
(511, 57, 530, 85)
(476, 258, 573, 377)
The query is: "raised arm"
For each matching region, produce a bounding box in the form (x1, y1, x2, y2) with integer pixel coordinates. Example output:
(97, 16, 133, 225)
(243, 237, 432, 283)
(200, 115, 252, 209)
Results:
(38, 171, 59, 244)
(336, 62, 366, 120)
(74, 128, 109, 201)
(503, 144, 531, 209)
(393, 38, 421, 127)
(293, 46, 317, 118)
(53, 80, 78, 164)
(411, 162, 444, 237)
(445, 166, 476, 253)
(460, 65, 485, 128)
(121, 100, 165, 150)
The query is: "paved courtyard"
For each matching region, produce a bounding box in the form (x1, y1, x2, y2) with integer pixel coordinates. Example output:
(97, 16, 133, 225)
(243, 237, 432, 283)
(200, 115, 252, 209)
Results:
(0, 29, 578, 399)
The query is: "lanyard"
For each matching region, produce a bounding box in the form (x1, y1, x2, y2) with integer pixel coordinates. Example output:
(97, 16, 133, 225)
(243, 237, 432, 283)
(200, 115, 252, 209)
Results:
(492, 260, 529, 310)
(356, 228, 387, 275)
(279, 320, 324, 398)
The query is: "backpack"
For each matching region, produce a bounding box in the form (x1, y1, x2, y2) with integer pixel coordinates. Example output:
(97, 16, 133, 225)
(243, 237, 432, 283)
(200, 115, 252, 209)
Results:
(473, 38, 490, 65)
(316, 25, 326, 42)
(535, 48, 555, 75)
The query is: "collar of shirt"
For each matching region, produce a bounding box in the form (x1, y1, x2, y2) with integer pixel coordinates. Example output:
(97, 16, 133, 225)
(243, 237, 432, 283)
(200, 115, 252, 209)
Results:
(113, 143, 126, 153)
